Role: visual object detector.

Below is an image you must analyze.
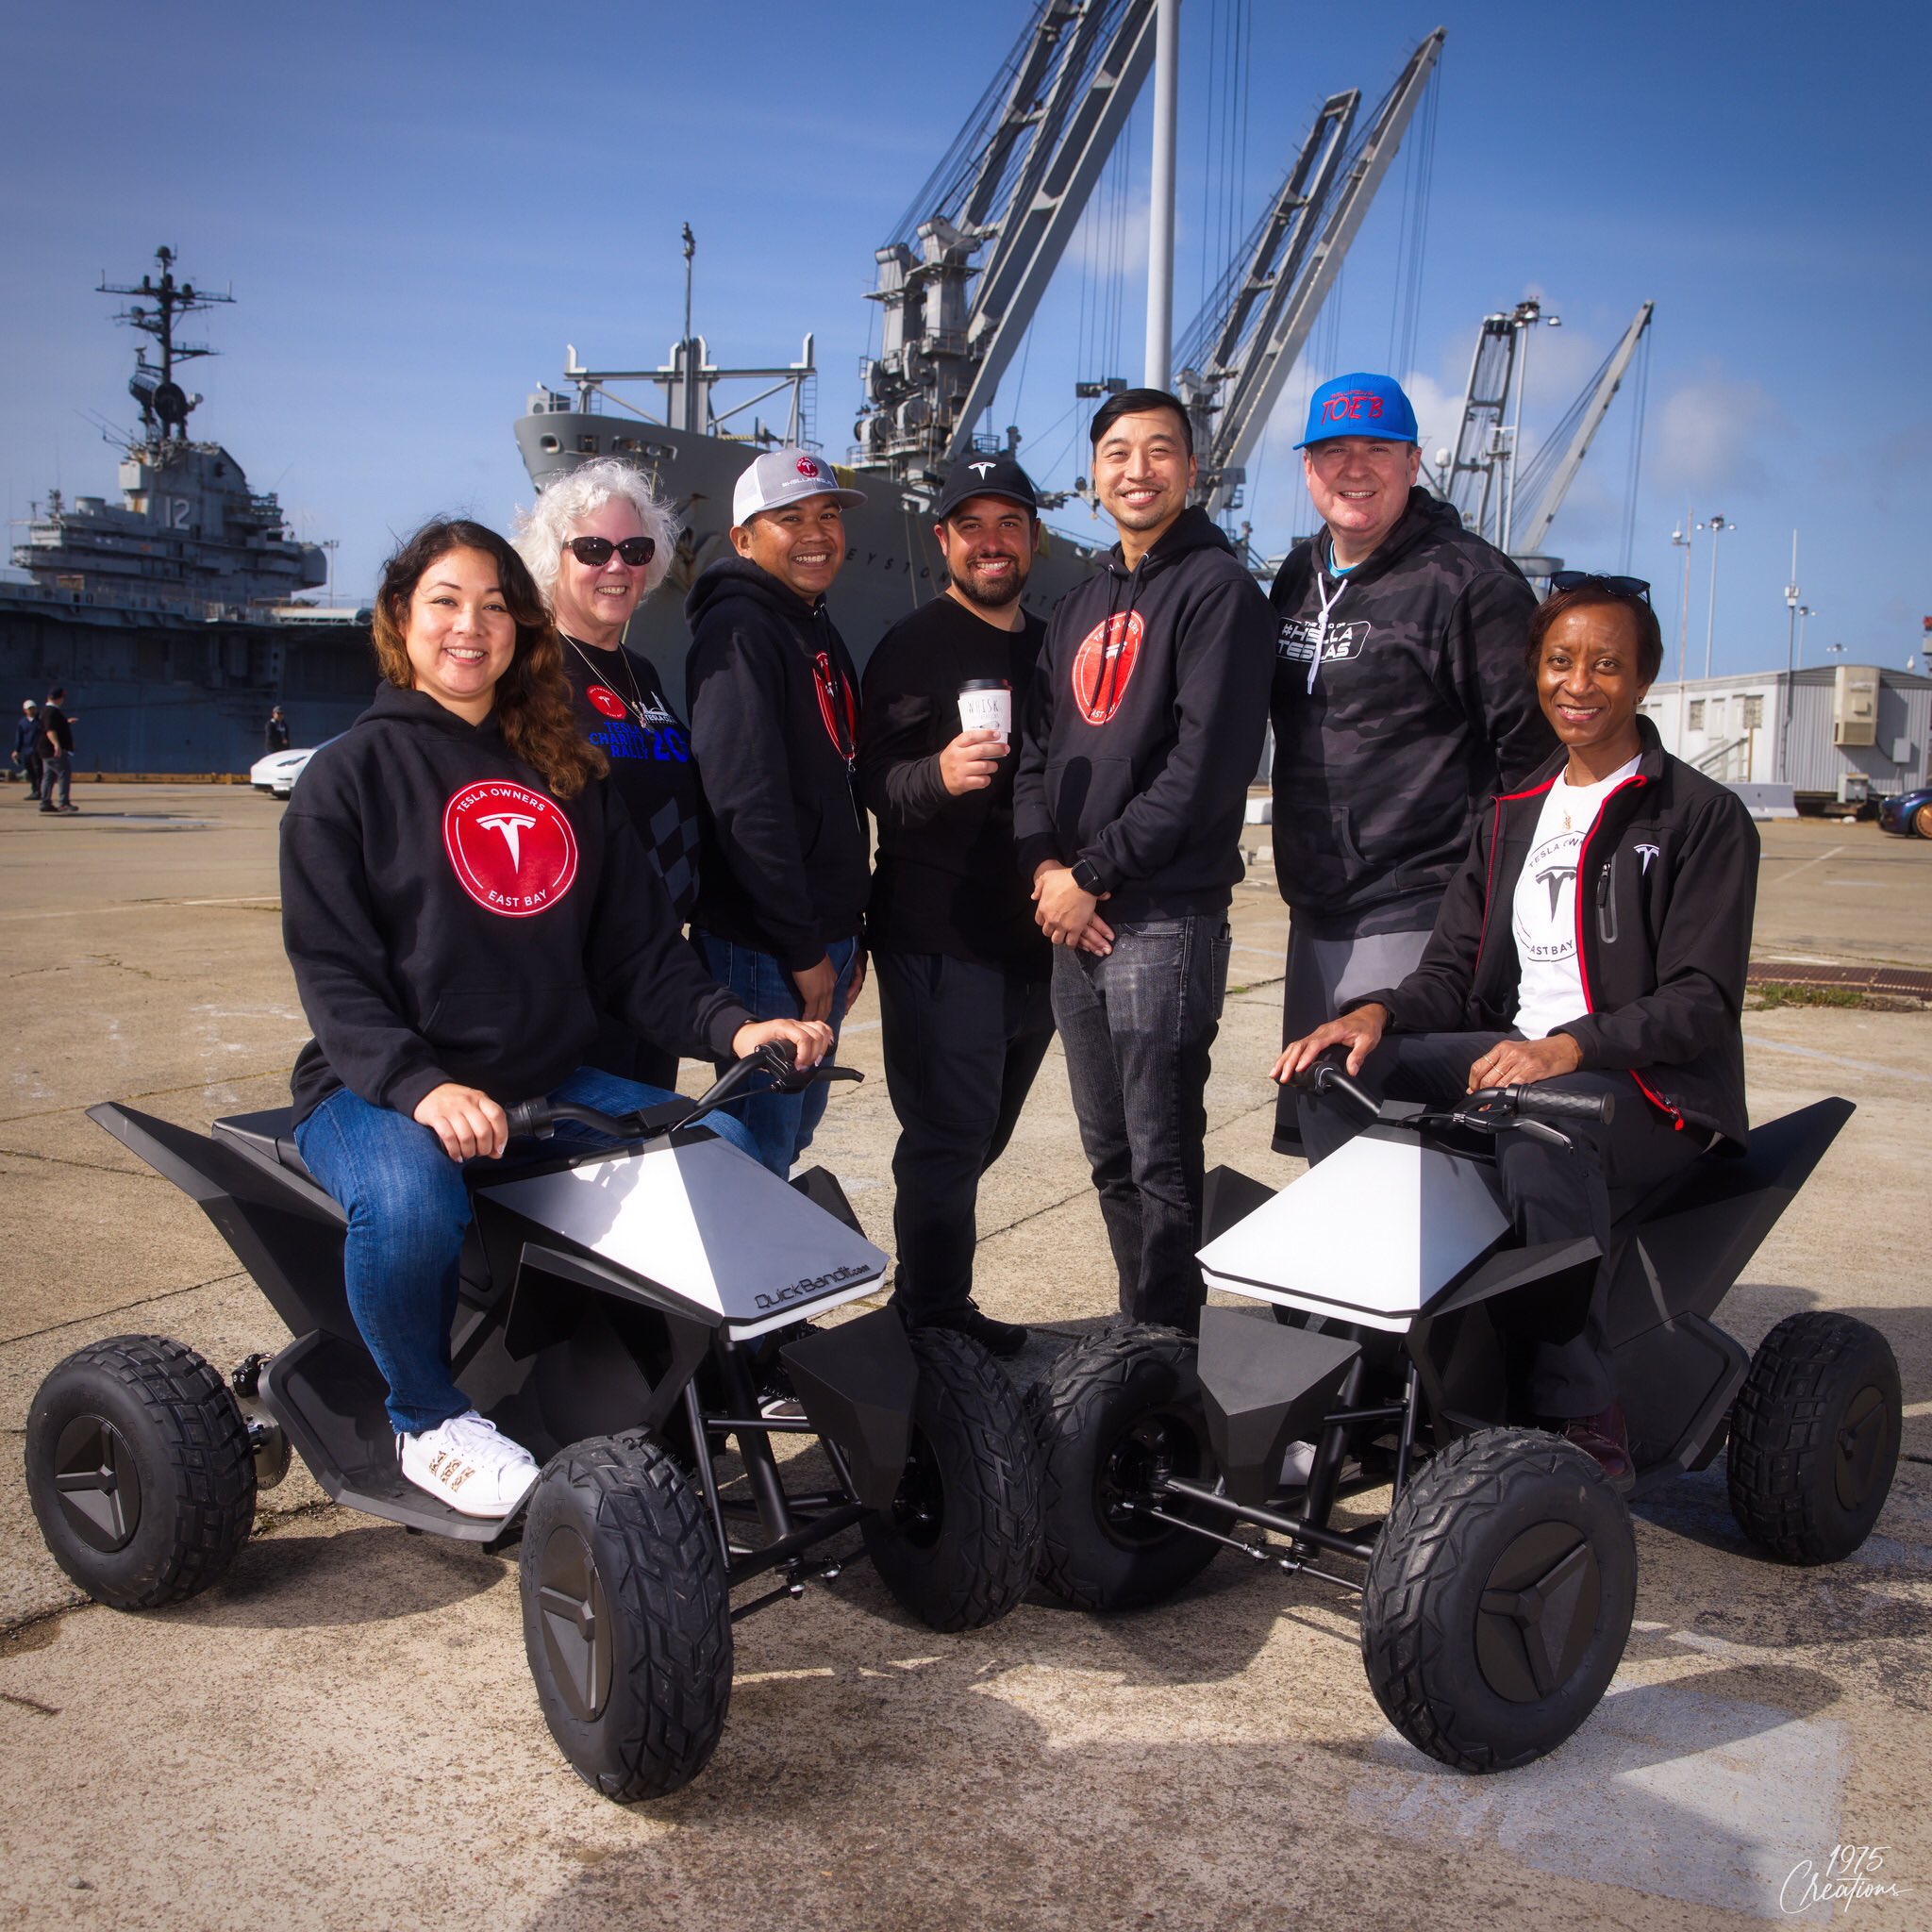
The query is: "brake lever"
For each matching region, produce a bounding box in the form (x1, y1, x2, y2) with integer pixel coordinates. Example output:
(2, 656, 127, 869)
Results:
(1511, 1117, 1576, 1151)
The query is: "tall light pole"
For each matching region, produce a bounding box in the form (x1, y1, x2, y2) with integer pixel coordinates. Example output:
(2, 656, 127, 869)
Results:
(1500, 301, 1561, 556)
(1670, 511, 1694, 684)
(1698, 512, 1735, 678)
(1141, 0, 1180, 389)
(1780, 530, 1800, 784)
(1795, 603, 1812, 668)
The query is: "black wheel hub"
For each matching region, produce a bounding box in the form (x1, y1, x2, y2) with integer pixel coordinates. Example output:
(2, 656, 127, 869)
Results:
(1475, 1522, 1602, 1704)
(1835, 1386, 1888, 1510)
(535, 1525, 613, 1723)
(1098, 1410, 1201, 1549)
(52, 1413, 142, 1553)
(888, 1432, 945, 1550)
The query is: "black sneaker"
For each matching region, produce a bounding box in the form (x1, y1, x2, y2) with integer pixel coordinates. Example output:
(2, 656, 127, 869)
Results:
(911, 1301, 1028, 1359)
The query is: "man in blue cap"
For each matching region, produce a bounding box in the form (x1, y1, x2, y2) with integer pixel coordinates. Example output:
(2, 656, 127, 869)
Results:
(1266, 372, 1553, 1155)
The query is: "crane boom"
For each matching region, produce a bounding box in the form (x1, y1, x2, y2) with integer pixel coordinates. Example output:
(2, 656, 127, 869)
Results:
(1515, 300, 1654, 555)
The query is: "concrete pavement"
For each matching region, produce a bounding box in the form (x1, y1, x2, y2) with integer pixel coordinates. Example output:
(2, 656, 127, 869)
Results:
(1, 787, 1928, 1929)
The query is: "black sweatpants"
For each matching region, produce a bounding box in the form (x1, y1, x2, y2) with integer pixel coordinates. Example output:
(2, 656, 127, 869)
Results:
(877, 950, 1055, 1320)
(1299, 1028, 1705, 1416)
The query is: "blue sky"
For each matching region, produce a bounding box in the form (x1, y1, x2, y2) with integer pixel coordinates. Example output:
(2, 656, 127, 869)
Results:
(3, 0, 1926, 677)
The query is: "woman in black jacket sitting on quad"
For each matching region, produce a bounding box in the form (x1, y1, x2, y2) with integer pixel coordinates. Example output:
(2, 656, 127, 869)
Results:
(1274, 575, 1758, 1484)
(282, 518, 829, 1520)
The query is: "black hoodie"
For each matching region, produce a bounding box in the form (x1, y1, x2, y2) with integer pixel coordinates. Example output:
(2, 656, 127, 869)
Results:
(684, 558, 869, 971)
(280, 684, 753, 1125)
(1268, 487, 1552, 938)
(1013, 507, 1274, 920)
(1357, 718, 1758, 1149)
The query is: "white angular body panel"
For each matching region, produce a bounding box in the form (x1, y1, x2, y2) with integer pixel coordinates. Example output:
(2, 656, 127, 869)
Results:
(480, 1135, 889, 1340)
(1198, 1131, 1508, 1333)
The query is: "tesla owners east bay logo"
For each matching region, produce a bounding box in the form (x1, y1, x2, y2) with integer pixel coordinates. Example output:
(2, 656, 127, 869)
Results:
(442, 780, 578, 918)
(796, 456, 821, 478)
(1070, 609, 1145, 724)
(584, 684, 628, 721)
(1514, 829, 1583, 963)
(1276, 617, 1369, 665)
(1635, 841, 1660, 874)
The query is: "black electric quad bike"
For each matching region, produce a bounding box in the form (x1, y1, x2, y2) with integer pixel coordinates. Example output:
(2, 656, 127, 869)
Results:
(25, 1047, 1042, 1801)
(1030, 1056, 1899, 1773)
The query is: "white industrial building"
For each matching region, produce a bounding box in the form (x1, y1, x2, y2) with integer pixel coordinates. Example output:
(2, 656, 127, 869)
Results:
(1638, 663, 1931, 809)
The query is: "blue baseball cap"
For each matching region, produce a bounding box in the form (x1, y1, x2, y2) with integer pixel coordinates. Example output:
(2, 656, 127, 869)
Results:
(1297, 373, 1420, 448)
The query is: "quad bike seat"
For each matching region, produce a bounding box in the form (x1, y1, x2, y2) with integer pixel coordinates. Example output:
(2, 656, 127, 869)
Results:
(213, 1107, 315, 1182)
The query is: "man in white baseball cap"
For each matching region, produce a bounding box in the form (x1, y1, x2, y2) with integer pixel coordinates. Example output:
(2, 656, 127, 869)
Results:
(685, 449, 872, 1174)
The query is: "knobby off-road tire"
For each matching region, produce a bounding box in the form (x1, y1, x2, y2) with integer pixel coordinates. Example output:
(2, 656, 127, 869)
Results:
(1031, 1324, 1220, 1612)
(1728, 1311, 1901, 1565)
(520, 1434, 732, 1803)
(25, 1335, 257, 1610)
(1361, 1427, 1634, 1773)
(861, 1325, 1042, 1632)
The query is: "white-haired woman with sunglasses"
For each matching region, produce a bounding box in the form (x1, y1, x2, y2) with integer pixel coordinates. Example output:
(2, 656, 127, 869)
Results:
(516, 460, 700, 1087)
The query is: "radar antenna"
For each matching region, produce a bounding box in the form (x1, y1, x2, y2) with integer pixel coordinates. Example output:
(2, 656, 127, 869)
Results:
(99, 246, 233, 441)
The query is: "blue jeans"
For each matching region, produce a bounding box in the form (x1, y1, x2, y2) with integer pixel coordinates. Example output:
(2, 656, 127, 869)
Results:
(294, 1066, 757, 1434)
(693, 930, 858, 1175)
(1052, 914, 1231, 1332)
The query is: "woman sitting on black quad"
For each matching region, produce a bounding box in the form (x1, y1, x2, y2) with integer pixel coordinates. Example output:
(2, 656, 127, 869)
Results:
(1274, 575, 1757, 1484)
(282, 518, 830, 1520)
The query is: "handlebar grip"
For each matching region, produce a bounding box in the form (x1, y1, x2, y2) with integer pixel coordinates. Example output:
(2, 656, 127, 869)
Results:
(503, 1099, 549, 1139)
(1289, 1049, 1379, 1121)
(1506, 1085, 1614, 1125)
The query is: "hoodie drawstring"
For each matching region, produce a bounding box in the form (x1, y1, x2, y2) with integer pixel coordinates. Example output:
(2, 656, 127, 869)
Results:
(1306, 566, 1349, 695)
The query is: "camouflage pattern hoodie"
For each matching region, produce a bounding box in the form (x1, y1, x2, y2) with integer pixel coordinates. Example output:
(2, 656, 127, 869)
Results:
(1268, 487, 1552, 939)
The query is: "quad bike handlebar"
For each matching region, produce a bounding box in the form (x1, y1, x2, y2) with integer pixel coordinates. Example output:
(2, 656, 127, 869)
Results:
(1290, 1046, 1614, 1145)
(503, 1041, 861, 1143)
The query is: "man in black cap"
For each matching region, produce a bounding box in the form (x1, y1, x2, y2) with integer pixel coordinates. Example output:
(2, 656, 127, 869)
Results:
(264, 705, 291, 754)
(857, 458, 1052, 1356)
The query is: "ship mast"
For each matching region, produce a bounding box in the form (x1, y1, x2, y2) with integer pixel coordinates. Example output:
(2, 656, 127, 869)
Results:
(99, 246, 233, 441)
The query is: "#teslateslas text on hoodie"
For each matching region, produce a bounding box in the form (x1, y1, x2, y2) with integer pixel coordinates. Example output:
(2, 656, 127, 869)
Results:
(1268, 485, 1552, 939)
(280, 683, 752, 1124)
(1013, 505, 1274, 919)
(684, 557, 870, 971)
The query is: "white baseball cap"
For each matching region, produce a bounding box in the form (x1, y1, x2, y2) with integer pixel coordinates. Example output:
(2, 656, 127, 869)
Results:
(732, 447, 867, 526)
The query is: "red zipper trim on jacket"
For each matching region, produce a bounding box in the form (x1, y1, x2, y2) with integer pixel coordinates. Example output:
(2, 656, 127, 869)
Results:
(812, 650, 858, 770)
(1474, 776, 1557, 972)
(1572, 774, 1683, 1131)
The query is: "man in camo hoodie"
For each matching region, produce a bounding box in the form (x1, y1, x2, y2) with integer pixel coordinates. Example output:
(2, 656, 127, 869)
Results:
(1267, 372, 1553, 1155)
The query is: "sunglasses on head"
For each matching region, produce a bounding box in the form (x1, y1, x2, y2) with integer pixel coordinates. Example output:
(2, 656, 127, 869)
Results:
(566, 535, 657, 568)
(1549, 571, 1650, 603)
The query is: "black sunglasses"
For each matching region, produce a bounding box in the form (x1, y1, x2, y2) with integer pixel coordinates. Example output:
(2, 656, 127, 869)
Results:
(1549, 570, 1650, 603)
(566, 535, 657, 568)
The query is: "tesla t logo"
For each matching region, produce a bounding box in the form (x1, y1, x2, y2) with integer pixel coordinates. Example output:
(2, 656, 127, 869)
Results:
(969, 460, 996, 477)
(796, 457, 821, 477)
(442, 781, 578, 917)
(1634, 842, 1660, 874)
(1070, 610, 1145, 724)
(1536, 863, 1577, 917)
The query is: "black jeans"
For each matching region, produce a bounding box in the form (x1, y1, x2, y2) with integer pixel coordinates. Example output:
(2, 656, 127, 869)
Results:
(877, 951, 1055, 1319)
(1300, 1028, 1705, 1416)
(1053, 914, 1231, 1333)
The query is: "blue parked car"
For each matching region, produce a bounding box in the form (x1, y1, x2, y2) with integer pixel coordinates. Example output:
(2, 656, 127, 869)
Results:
(1875, 786, 1932, 839)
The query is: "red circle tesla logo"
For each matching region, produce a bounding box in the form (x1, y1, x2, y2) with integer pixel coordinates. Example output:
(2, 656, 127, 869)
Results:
(796, 457, 821, 478)
(584, 684, 627, 720)
(1070, 610, 1144, 724)
(442, 781, 579, 918)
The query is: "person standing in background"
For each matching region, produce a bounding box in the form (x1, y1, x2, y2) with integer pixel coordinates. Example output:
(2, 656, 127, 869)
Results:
(686, 448, 872, 1175)
(12, 700, 42, 799)
(1267, 372, 1551, 1155)
(39, 688, 76, 815)
(516, 458, 701, 1088)
(264, 706, 292, 754)
(858, 457, 1053, 1358)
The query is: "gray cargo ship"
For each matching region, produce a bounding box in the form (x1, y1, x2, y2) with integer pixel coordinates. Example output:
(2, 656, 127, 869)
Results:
(1, 250, 372, 773)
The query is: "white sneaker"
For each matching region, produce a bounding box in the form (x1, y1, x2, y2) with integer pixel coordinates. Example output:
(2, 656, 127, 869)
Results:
(398, 1410, 540, 1518)
(1279, 1440, 1317, 1489)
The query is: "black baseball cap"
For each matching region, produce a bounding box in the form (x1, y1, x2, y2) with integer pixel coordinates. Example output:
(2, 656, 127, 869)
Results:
(935, 457, 1039, 523)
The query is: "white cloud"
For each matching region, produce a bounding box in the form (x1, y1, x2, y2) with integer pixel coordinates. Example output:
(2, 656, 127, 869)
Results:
(1652, 371, 1780, 495)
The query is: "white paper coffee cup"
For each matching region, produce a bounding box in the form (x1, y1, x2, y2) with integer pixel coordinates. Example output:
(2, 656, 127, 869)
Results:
(958, 680, 1011, 742)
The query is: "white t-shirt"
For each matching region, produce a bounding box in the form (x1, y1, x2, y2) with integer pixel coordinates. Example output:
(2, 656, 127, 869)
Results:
(1511, 755, 1642, 1041)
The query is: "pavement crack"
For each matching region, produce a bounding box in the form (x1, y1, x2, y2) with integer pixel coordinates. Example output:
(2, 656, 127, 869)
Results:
(1, 1269, 252, 1348)
(0, 1690, 60, 1718)
(0, 1146, 161, 1179)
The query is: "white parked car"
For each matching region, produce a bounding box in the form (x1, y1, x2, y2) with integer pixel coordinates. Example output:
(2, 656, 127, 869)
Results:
(249, 748, 316, 799)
